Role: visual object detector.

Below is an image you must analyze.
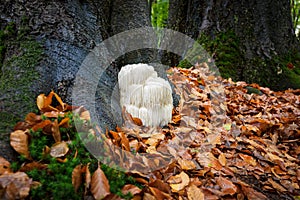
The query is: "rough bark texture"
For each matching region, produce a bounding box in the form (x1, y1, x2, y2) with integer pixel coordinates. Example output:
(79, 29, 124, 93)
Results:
(0, 0, 165, 161)
(166, 0, 300, 90)
(0, 0, 153, 160)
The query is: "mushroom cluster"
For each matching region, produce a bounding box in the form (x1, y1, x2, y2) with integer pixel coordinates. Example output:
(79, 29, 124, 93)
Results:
(118, 63, 173, 127)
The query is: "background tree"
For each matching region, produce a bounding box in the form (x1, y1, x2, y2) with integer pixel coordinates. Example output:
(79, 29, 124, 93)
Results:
(166, 0, 300, 90)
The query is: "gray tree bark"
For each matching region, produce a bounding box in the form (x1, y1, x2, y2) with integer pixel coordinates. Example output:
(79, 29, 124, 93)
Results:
(166, 0, 300, 90)
(0, 0, 153, 161)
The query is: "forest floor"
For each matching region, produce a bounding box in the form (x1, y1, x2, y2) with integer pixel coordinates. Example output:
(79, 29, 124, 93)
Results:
(0, 66, 299, 200)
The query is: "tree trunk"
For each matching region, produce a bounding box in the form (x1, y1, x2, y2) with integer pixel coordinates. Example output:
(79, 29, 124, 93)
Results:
(167, 0, 300, 90)
(0, 0, 152, 160)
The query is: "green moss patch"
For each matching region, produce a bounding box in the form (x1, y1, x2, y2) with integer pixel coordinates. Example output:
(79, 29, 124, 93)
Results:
(0, 21, 43, 138)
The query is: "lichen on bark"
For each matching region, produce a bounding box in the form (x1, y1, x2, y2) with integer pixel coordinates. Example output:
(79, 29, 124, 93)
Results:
(0, 22, 43, 140)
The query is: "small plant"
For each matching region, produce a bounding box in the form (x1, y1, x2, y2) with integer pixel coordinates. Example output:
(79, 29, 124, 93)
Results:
(6, 91, 141, 199)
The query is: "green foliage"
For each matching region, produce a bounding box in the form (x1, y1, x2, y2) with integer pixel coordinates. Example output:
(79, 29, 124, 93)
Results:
(178, 30, 241, 80)
(151, 0, 169, 46)
(0, 21, 43, 136)
(12, 112, 139, 199)
(151, 0, 169, 29)
(291, 0, 300, 36)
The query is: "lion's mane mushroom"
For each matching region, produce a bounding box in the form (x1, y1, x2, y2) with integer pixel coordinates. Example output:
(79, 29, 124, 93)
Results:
(118, 63, 173, 127)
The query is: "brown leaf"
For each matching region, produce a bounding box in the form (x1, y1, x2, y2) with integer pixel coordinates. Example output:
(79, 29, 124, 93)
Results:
(268, 178, 287, 192)
(149, 179, 171, 194)
(19, 162, 47, 172)
(10, 130, 31, 159)
(216, 177, 237, 196)
(241, 185, 268, 200)
(0, 157, 11, 175)
(169, 171, 190, 192)
(25, 113, 42, 125)
(51, 119, 61, 143)
(187, 184, 204, 200)
(0, 172, 32, 199)
(149, 186, 172, 200)
(238, 153, 257, 166)
(36, 92, 54, 111)
(50, 142, 69, 158)
(178, 158, 196, 170)
(132, 117, 143, 126)
(121, 184, 142, 196)
(218, 153, 226, 166)
(53, 92, 65, 110)
(91, 166, 110, 200)
(143, 192, 156, 200)
(72, 164, 82, 193)
(84, 163, 91, 194)
(32, 120, 51, 132)
(58, 117, 70, 127)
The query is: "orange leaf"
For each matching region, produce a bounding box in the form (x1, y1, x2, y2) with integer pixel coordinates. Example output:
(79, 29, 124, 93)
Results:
(36, 92, 54, 111)
(132, 117, 143, 126)
(10, 130, 31, 159)
(53, 92, 65, 110)
(32, 120, 51, 132)
(91, 166, 110, 199)
(50, 142, 69, 158)
(58, 117, 69, 127)
(72, 164, 82, 193)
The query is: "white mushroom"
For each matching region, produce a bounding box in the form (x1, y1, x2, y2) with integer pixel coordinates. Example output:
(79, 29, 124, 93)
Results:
(118, 63, 173, 127)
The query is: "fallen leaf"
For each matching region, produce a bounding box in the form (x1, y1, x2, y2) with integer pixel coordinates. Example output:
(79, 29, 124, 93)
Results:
(143, 192, 156, 200)
(0, 172, 32, 199)
(241, 185, 268, 200)
(218, 153, 226, 166)
(132, 117, 143, 126)
(50, 142, 69, 158)
(10, 130, 31, 159)
(149, 186, 172, 200)
(121, 184, 142, 196)
(19, 162, 47, 172)
(0, 157, 11, 175)
(32, 120, 51, 132)
(84, 163, 91, 194)
(187, 184, 204, 200)
(169, 171, 190, 192)
(268, 178, 287, 192)
(238, 153, 257, 166)
(178, 158, 196, 170)
(51, 119, 61, 143)
(216, 177, 237, 196)
(72, 164, 82, 193)
(91, 166, 110, 199)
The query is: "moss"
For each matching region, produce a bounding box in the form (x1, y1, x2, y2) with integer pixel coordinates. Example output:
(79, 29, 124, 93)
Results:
(178, 30, 242, 80)
(178, 30, 300, 90)
(0, 21, 43, 138)
(13, 112, 139, 199)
